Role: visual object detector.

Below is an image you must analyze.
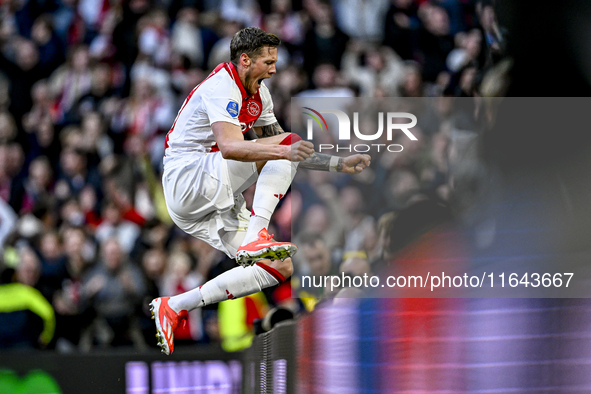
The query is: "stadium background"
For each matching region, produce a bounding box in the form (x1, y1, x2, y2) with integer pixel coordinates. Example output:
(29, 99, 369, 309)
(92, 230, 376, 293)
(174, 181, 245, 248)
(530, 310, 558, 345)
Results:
(2, 0, 591, 392)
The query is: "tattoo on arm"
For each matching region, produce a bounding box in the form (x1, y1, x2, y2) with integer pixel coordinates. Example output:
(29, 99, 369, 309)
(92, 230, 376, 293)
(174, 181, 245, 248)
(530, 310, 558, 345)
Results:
(299, 153, 343, 172)
(259, 122, 285, 137)
(260, 122, 343, 171)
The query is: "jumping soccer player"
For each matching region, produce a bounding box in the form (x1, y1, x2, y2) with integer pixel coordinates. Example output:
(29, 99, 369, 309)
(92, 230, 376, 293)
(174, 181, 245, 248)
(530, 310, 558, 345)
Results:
(150, 27, 370, 354)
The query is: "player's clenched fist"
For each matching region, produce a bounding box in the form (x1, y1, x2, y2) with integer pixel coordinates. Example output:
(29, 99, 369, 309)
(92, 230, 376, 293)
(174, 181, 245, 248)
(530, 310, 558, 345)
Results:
(288, 140, 315, 161)
(341, 154, 371, 174)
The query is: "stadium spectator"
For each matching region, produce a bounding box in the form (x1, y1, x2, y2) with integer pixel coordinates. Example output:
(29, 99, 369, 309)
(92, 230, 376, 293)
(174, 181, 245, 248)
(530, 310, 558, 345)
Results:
(0, 280, 55, 349)
(342, 42, 405, 97)
(0, 247, 55, 349)
(416, 5, 454, 82)
(333, 254, 372, 299)
(16, 247, 42, 288)
(95, 200, 141, 254)
(302, 2, 349, 77)
(0, 112, 17, 144)
(77, 112, 113, 168)
(81, 237, 146, 348)
(206, 17, 242, 70)
(384, 170, 421, 210)
(49, 45, 93, 123)
(263, 64, 306, 123)
(297, 63, 355, 99)
(186, 237, 226, 280)
(69, 64, 119, 124)
(446, 29, 482, 73)
(437, 0, 467, 36)
(131, 218, 171, 261)
(22, 80, 56, 134)
(77, 0, 113, 38)
(400, 61, 425, 97)
(267, 0, 305, 48)
(333, 0, 390, 42)
(383, 0, 420, 60)
(61, 226, 96, 275)
(340, 255, 371, 277)
(297, 233, 336, 296)
(170, 6, 218, 70)
(300, 201, 343, 251)
(336, 186, 375, 252)
(51, 0, 77, 47)
(217, 0, 260, 28)
(112, 0, 151, 94)
(111, 77, 174, 168)
(31, 15, 65, 75)
(0, 143, 27, 212)
(138, 247, 166, 346)
(477, 2, 505, 67)
(52, 226, 96, 348)
(259, 13, 292, 70)
(55, 148, 101, 203)
(36, 230, 69, 304)
(17, 156, 55, 216)
(0, 38, 46, 124)
(23, 114, 61, 174)
(59, 198, 85, 228)
(137, 9, 172, 69)
(370, 211, 397, 266)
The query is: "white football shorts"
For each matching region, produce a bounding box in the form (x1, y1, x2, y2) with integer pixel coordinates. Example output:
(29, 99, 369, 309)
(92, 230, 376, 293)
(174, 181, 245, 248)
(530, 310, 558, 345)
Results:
(162, 152, 258, 257)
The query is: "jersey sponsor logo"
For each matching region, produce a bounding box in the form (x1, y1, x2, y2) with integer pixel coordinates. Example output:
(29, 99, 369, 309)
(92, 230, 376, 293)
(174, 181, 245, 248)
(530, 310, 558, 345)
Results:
(226, 101, 239, 117)
(247, 101, 261, 117)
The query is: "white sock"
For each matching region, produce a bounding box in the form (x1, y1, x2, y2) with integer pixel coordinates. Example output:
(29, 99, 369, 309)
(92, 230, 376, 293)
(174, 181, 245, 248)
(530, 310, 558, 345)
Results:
(167, 263, 285, 312)
(241, 159, 297, 245)
(242, 215, 269, 245)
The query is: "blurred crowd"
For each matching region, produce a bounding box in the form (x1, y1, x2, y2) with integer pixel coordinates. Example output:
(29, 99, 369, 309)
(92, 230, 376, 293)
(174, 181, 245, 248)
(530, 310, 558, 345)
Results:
(0, 0, 504, 352)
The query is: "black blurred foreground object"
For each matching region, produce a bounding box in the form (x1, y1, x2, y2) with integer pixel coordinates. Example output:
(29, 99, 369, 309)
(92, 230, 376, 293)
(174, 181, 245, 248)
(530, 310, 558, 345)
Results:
(481, 0, 591, 268)
(473, 0, 591, 292)
(254, 307, 295, 335)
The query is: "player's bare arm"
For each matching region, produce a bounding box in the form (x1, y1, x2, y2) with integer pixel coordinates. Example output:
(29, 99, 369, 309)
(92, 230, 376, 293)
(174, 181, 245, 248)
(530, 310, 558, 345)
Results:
(255, 122, 372, 174)
(212, 121, 314, 162)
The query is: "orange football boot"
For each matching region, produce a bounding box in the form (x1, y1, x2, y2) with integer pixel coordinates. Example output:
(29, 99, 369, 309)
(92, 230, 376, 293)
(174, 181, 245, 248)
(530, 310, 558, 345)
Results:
(150, 297, 188, 355)
(236, 228, 297, 266)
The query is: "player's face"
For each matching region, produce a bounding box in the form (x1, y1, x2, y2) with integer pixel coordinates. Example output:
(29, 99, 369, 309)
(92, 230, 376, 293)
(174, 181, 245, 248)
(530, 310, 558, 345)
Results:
(244, 46, 277, 95)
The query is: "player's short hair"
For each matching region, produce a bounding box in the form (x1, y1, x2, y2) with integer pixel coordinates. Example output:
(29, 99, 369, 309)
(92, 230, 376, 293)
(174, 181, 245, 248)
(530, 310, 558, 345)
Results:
(230, 27, 281, 65)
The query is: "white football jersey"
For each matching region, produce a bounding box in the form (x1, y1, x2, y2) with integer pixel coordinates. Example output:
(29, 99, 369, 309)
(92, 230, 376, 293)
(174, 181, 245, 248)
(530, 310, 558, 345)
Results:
(163, 62, 277, 167)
